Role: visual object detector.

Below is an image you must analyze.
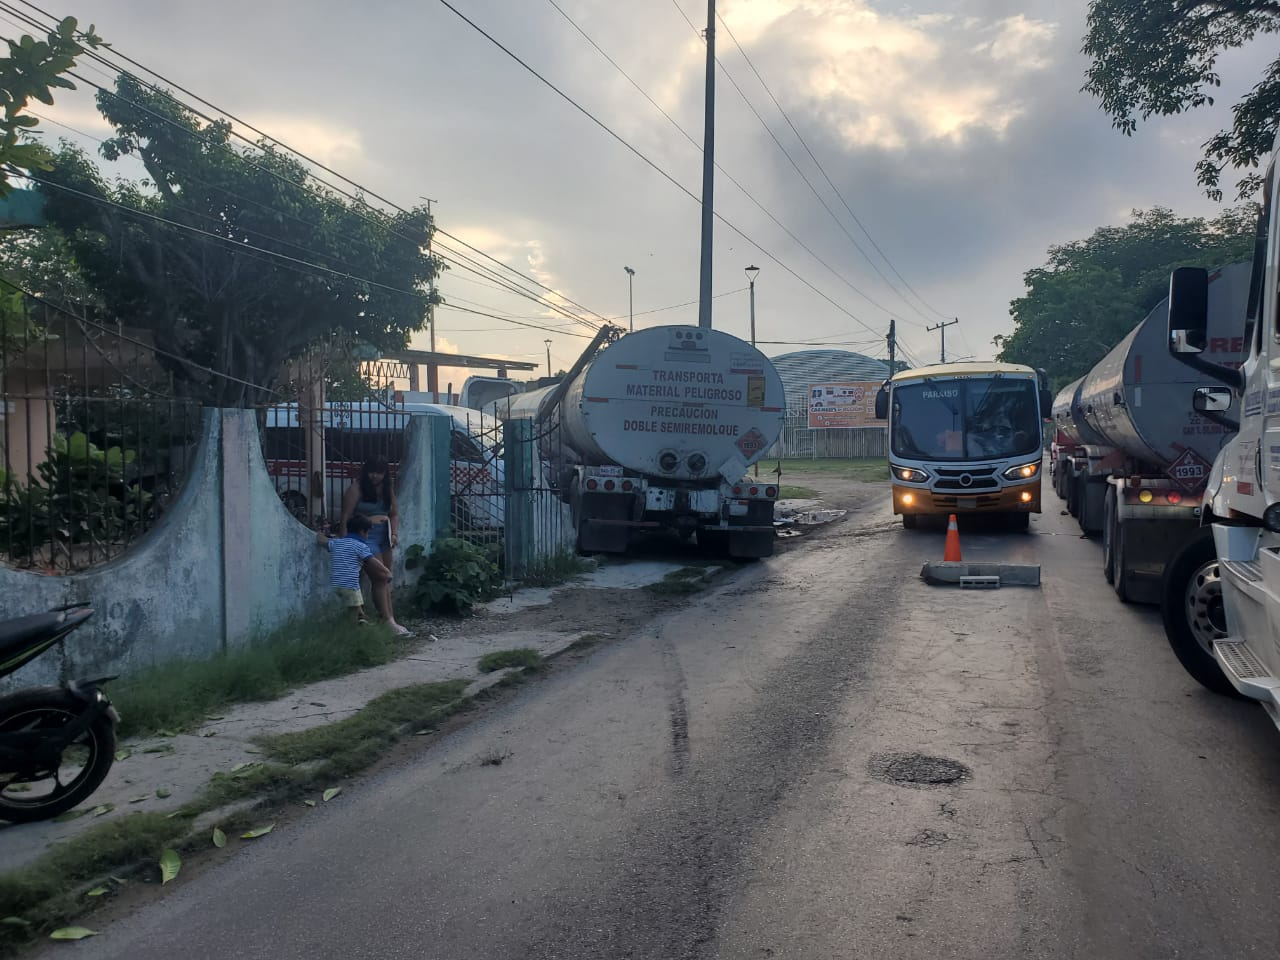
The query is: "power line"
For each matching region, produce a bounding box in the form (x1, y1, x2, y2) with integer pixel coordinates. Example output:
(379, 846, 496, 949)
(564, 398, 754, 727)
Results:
(5, 2, 611, 334)
(541, 1, 911, 332)
(432, 0, 888, 340)
(714, 11, 954, 323)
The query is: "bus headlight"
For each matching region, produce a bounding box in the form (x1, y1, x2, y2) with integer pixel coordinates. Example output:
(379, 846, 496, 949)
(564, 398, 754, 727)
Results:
(892, 466, 931, 483)
(1002, 462, 1040, 481)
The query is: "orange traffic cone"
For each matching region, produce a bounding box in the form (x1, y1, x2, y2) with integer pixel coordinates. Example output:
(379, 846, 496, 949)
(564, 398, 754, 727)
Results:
(943, 513, 962, 562)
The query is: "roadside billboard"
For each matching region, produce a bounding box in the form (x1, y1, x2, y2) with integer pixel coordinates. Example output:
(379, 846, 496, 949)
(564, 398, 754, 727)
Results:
(807, 381, 885, 429)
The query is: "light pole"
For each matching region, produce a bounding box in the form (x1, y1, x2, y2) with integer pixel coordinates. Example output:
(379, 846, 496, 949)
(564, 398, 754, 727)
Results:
(624, 266, 636, 332)
(745, 264, 761, 477)
(745, 264, 760, 346)
(544, 339, 552, 378)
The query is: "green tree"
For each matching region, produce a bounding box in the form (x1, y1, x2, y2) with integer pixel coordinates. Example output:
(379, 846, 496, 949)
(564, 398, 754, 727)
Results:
(997, 206, 1256, 389)
(0, 16, 102, 196)
(36, 74, 439, 407)
(1083, 0, 1280, 200)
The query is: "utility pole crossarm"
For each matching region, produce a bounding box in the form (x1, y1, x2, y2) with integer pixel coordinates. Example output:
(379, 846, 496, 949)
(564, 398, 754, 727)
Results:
(926, 318, 959, 364)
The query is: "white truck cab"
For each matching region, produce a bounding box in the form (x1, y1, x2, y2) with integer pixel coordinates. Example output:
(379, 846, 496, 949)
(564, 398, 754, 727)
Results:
(1164, 134, 1280, 726)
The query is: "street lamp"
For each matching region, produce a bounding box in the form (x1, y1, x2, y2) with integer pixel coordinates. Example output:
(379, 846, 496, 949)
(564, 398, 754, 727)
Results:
(544, 339, 552, 378)
(624, 266, 636, 333)
(745, 265, 760, 346)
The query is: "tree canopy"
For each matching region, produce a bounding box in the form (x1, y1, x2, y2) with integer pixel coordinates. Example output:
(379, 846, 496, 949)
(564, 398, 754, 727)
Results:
(995, 206, 1256, 389)
(34, 74, 438, 407)
(0, 16, 102, 196)
(1083, 0, 1280, 200)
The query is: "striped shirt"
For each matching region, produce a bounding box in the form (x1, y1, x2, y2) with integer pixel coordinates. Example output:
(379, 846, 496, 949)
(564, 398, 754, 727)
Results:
(328, 535, 374, 588)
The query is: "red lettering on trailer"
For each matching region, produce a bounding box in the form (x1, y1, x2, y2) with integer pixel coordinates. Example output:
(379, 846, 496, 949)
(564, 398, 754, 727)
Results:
(1209, 337, 1229, 353)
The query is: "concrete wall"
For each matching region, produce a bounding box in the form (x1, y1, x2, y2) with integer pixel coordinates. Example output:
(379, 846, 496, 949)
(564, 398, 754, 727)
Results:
(0, 409, 446, 689)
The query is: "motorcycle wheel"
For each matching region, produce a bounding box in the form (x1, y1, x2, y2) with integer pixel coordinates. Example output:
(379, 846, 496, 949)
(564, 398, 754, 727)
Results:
(0, 687, 116, 824)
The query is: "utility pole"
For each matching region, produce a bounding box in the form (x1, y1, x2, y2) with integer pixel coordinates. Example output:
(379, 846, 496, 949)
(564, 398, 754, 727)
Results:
(544, 339, 552, 377)
(926, 318, 959, 363)
(745, 265, 759, 346)
(696, 0, 716, 329)
(624, 266, 636, 333)
(887, 317, 896, 373)
(422, 197, 439, 399)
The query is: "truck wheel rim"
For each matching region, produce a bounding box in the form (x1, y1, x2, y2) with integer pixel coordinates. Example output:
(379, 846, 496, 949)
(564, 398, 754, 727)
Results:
(1184, 560, 1227, 652)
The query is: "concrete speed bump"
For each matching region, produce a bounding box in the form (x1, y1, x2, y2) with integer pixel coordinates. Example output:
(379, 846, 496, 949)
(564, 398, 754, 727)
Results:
(920, 561, 1041, 588)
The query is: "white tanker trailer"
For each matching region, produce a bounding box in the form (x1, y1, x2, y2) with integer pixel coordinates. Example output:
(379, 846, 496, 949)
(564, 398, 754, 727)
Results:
(495, 325, 786, 557)
(1051, 262, 1250, 603)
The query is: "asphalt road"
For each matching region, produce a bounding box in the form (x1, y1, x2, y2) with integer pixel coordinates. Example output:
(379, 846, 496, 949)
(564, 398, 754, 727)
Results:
(54, 497, 1280, 959)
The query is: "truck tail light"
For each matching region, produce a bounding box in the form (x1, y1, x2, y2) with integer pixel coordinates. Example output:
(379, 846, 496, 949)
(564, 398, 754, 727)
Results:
(1166, 490, 1183, 505)
(586, 478, 599, 491)
(749, 486, 759, 496)
(733, 485, 742, 495)
(765, 486, 777, 498)
(622, 480, 634, 492)
(604, 479, 616, 492)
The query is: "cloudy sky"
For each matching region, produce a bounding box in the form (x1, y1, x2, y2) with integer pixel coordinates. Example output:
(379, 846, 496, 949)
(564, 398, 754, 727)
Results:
(11, 0, 1271, 384)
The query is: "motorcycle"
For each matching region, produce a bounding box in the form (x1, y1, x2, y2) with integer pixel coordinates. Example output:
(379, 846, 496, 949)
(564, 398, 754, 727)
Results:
(0, 606, 119, 823)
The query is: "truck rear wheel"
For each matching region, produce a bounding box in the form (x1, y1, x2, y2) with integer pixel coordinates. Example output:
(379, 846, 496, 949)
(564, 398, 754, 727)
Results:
(1102, 487, 1116, 585)
(1160, 534, 1241, 699)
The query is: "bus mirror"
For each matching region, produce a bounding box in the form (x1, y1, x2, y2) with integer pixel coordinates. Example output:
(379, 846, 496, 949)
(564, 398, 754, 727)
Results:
(874, 385, 889, 420)
(1039, 388, 1052, 418)
(1169, 267, 1209, 353)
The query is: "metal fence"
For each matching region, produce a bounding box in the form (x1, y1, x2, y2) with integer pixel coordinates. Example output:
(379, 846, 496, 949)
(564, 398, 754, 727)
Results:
(0, 299, 200, 572)
(765, 407, 887, 460)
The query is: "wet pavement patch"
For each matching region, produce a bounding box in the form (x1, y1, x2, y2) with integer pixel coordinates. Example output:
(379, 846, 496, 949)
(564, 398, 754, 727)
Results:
(868, 751, 972, 788)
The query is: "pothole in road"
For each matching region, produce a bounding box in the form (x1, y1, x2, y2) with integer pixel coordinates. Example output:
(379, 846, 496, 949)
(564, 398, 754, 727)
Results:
(868, 752, 972, 788)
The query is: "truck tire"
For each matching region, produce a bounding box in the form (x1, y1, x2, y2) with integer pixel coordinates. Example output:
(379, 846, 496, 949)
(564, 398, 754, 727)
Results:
(1160, 534, 1241, 698)
(1111, 517, 1130, 603)
(1102, 487, 1117, 585)
(1066, 472, 1080, 518)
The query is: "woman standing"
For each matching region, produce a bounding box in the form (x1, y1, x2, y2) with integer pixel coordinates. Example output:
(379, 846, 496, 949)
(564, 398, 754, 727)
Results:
(339, 457, 402, 613)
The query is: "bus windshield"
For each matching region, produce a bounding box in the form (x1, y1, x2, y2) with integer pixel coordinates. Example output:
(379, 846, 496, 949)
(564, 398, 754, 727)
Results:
(891, 378, 1040, 461)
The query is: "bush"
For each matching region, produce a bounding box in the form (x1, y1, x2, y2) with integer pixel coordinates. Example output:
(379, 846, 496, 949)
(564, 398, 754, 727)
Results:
(404, 539, 503, 615)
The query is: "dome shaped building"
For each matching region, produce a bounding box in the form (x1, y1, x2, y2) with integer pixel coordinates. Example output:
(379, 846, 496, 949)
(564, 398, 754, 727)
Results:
(765, 349, 890, 460)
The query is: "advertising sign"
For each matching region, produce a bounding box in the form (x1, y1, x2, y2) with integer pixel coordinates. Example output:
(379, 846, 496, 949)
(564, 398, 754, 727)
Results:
(807, 381, 884, 429)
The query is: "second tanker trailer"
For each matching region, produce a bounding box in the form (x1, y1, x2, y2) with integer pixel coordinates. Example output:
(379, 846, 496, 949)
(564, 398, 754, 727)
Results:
(1052, 261, 1250, 603)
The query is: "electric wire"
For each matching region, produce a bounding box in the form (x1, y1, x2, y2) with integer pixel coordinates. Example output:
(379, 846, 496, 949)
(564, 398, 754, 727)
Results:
(715, 9, 956, 323)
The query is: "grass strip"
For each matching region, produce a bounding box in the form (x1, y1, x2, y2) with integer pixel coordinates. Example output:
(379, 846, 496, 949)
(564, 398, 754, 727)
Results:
(775, 458, 889, 481)
(253, 680, 470, 767)
(0, 812, 190, 946)
(111, 617, 406, 739)
(519, 550, 593, 588)
(477, 648, 544, 674)
(777, 485, 820, 499)
(644, 567, 710, 595)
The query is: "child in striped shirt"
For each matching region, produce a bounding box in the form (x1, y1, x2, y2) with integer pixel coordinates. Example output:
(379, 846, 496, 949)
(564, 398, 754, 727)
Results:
(316, 514, 411, 636)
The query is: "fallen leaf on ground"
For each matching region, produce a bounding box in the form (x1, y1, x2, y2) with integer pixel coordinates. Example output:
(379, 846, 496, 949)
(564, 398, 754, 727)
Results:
(322, 787, 341, 802)
(86, 886, 109, 897)
(90, 804, 114, 817)
(212, 827, 226, 848)
(159, 848, 181, 884)
(49, 927, 97, 940)
(241, 823, 275, 839)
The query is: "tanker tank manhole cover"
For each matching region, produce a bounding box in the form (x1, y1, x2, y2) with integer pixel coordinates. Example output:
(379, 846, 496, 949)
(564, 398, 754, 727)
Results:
(868, 752, 971, 788)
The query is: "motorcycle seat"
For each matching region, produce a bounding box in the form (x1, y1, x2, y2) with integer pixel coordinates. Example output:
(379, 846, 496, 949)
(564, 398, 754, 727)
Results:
(0, 611, 70, 661)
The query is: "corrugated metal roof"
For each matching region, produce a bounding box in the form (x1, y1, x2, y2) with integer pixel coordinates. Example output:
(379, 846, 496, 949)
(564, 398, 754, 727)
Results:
(771, 349, 890, 409)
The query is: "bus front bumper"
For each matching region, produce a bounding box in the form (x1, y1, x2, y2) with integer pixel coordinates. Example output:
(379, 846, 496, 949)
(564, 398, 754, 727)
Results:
(892, 481, 1041, 516)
